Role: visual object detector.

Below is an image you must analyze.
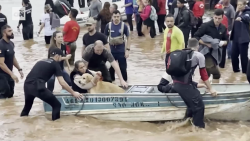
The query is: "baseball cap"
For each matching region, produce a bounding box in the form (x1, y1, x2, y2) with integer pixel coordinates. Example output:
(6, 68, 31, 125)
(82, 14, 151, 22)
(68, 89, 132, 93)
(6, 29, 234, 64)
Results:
(49, 47, 63, 56)
(85, 17, 97, 25)
(215, 4, 223, 9)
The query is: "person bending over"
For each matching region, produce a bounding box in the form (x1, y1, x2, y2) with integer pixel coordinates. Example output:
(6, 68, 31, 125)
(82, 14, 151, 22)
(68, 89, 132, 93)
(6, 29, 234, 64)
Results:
(20, 48, 82, 121)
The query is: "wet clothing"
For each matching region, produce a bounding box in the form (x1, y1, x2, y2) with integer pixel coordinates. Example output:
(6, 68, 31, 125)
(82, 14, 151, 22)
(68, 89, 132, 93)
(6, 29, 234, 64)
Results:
(21, 58, 63, 121)
(230, 8, 250, 73)
(125, 0, 134, 31)
(70, 70, 93, 93)
(82, 45, 115, 82)
(140, 5, 154, 27)
(157, 0, 167, 33)
(109, 52, 127, 81)
(0, 13, 7, 39)
(165, 51, 207, 128)
(19, 3, 33, 40)
(0, 39, 15, 98)
(0, 73, 15, 99)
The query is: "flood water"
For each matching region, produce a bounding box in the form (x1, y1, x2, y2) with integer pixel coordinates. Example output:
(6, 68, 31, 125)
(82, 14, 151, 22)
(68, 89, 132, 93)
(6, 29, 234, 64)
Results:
(1, 0, 250, 141)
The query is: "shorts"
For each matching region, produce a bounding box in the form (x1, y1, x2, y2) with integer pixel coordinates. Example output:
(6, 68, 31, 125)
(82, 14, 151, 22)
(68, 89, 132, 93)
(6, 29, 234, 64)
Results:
(0, 73, 15, 99)
(45, 36, 52, 44)
(143, 18, 154, 28)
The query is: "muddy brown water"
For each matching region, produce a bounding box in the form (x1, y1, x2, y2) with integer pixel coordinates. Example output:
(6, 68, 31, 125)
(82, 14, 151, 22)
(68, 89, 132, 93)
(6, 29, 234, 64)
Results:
(1, 0, 250, 141)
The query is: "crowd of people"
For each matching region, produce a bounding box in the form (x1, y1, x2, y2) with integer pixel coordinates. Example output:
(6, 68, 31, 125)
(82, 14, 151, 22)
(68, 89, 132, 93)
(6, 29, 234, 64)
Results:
(0, 0, 250, 129)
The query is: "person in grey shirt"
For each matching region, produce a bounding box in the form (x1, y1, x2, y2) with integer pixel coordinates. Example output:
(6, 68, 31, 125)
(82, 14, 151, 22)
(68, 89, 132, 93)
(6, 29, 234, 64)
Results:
(89, 0, 102, 31)
(222, 0, 235, 31)
(220, 0, 235, 59)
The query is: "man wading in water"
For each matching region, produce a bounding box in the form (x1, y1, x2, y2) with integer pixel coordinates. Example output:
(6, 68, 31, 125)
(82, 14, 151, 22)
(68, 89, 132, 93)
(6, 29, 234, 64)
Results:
(63, 8, 80, 65)
(20, 48, 82, 121)
(0, 25, 23, 99)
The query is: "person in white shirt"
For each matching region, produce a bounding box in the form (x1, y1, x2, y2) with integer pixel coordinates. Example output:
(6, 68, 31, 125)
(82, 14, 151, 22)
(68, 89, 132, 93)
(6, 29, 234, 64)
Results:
(38, 4, 56, 45)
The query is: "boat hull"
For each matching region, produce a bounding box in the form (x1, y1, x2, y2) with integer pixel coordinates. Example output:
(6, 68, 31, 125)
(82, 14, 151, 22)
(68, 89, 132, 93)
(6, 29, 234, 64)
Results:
(44, 84, 250, 121)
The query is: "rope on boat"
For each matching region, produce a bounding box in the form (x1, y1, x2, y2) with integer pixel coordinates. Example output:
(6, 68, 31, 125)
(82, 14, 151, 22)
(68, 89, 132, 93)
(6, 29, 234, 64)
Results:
(165, 92, 207, 108)
(74, 93, 87, 116)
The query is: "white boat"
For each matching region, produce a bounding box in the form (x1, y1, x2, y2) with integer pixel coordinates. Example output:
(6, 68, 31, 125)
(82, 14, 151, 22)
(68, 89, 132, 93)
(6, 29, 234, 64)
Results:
(44, 84, 250, 122)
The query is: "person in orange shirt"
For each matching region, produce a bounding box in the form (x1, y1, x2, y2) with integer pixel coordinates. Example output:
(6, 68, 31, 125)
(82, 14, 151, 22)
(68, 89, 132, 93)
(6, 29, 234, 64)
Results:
(63, 9, 80, 65)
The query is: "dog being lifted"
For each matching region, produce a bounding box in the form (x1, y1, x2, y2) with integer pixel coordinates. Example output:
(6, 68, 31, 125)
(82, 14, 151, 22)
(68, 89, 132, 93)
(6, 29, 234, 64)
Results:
(78, 73, 125, 94)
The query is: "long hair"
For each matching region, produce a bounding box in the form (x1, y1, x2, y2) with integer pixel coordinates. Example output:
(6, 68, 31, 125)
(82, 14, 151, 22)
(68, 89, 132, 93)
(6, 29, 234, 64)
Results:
(72, 60, 85, 75)
(49, 31, 61, 48)
(99, 2, 112, 22)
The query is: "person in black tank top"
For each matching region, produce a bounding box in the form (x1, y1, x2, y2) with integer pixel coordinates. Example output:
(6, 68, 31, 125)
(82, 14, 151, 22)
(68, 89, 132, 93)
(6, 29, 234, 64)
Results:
(70, 60, 101, 93)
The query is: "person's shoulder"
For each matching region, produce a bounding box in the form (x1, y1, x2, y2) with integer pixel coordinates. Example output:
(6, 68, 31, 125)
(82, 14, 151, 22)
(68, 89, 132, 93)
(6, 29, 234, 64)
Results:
(228, 4, 234, 9)
(85, 44, 94, 52)
(193, 51, 205, 59)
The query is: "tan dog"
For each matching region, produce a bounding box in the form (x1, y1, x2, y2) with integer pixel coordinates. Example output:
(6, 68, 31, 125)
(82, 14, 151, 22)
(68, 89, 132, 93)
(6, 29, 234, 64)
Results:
(80, 73, 125, 93)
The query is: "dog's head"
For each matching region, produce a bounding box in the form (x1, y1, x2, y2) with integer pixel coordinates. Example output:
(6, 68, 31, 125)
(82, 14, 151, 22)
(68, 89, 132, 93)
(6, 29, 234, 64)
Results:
(77, 73, 94, 85)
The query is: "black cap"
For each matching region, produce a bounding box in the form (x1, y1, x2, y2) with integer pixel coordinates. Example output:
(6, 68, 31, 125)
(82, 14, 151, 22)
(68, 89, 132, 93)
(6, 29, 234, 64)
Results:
(49, 47, 63, 56)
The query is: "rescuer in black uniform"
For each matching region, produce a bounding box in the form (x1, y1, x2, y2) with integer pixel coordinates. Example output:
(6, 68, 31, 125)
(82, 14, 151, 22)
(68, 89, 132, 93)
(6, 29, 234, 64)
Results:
(20, 48, 83, 121)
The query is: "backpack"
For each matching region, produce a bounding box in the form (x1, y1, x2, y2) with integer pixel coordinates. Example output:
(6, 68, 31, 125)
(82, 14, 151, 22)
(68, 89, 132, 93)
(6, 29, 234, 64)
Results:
(165, 49, 194, 76)
(152, 0, 160, 13)
(108, 22, 125, 45)
(50, 12, 60, 28)
(150, 6, 158, 21)
(188, 10, 198, 26)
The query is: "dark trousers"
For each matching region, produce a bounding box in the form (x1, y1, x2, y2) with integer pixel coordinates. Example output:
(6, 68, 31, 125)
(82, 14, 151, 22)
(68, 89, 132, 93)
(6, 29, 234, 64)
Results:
(21, 82, 61, 121)
(45, 36, 52, 45)
(135, 14, 144, 36)
(150, 23, 156, 38)
(157, 14, 166, 33)
(0, 73, 15, 99)
(22, 24, 33, 40)
(109, 52, 127, 81)
(47, 70, 72, 92)
(191, 18, 203, 37)
(180, 27, 190, 48)
(219, 45, 227, 68)
(173, 83, 205, 128)
(126, 14, 133, 31)
(89, 63, 112, 83)
(231, 41, 249, 73)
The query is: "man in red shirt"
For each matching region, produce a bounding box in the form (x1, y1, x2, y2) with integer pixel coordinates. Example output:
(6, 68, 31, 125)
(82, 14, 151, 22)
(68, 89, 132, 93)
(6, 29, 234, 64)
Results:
(157, 0, 166, 33)
(63, 9, 80, 65)
(191, 0, 205, 37)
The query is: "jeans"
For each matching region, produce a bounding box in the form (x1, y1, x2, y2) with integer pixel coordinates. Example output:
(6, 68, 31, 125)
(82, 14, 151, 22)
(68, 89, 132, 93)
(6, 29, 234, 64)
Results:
(47, 70, 72, 92)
